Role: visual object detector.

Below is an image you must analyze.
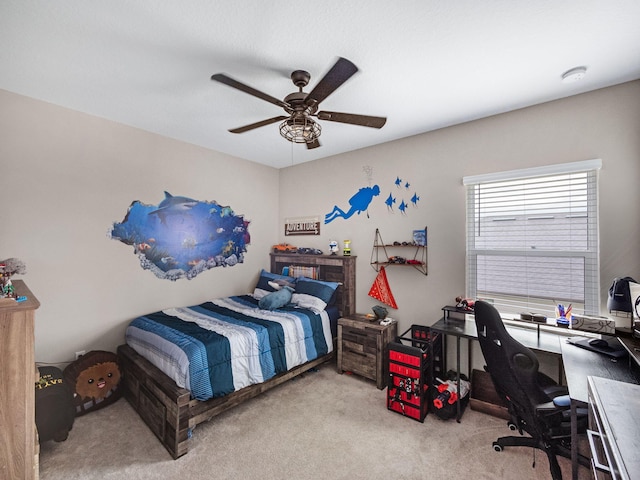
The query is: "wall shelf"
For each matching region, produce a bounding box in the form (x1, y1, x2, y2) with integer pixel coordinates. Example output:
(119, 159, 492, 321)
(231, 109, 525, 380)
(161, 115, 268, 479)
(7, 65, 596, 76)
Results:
(370, 227, 428, 275)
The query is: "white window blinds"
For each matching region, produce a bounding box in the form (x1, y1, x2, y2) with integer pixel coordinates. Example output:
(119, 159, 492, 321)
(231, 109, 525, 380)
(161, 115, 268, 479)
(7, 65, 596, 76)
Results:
(463, 159, 601, 317)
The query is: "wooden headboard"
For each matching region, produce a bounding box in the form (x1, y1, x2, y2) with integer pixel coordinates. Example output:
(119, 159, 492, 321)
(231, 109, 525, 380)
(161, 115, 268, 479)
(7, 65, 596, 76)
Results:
(270, 253, 356, 317)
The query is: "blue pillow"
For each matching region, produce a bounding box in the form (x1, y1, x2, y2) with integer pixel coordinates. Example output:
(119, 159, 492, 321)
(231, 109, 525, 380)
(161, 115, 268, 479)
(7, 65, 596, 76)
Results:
(253, 269, 296, 299)
(292, 277, 340, 313)
(258, 286, 294, 310)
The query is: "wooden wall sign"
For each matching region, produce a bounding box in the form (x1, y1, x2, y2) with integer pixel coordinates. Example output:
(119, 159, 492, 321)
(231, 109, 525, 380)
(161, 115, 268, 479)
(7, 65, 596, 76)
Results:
(284, 216, 320, 236)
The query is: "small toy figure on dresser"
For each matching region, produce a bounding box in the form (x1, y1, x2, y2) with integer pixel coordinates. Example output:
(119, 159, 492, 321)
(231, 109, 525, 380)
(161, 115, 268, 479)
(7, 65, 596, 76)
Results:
(343, 240, 351, 256)
(455, 296, 475, 311)
(0, 257, 27, 301)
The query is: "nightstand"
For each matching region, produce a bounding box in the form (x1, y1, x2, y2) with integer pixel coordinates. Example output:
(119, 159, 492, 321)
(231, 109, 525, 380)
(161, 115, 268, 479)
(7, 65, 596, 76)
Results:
(337, 315, 397, 389)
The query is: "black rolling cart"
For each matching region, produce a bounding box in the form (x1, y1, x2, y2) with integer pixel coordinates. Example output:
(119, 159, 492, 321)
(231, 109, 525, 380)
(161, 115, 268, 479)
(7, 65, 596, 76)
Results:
(387, 325, 443, 422)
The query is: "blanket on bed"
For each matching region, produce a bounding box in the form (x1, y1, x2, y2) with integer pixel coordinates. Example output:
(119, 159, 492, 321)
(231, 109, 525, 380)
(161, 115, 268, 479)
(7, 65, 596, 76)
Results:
(125, 295, 333, 401)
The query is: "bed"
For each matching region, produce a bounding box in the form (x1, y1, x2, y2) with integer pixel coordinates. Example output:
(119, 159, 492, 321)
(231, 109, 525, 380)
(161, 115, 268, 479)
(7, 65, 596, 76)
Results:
(117, 253, 356, 459)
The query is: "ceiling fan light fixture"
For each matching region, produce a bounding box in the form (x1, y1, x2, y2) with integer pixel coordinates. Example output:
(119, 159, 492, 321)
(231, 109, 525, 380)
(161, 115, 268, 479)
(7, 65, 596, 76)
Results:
(279, 116, 321, 143)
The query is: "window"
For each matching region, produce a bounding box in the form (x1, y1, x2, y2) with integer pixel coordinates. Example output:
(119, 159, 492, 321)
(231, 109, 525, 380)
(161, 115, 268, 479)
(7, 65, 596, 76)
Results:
(464, 159, 601, 317)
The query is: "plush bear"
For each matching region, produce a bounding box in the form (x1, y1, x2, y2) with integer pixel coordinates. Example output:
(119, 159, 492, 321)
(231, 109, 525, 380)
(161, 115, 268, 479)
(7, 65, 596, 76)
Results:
(259, 282, 294, 310)
(63, 350, 122, 416)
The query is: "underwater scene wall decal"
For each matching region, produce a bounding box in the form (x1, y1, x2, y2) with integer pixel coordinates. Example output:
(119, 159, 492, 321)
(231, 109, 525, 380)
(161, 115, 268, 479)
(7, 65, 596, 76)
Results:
(110, 192, 250, 280)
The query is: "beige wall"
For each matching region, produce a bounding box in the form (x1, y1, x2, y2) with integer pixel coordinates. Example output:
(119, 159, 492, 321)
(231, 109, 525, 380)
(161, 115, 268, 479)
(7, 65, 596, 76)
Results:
(279, 81, 640, 359)
(2, 81, 639, 370)
(1, 89, 279, 364)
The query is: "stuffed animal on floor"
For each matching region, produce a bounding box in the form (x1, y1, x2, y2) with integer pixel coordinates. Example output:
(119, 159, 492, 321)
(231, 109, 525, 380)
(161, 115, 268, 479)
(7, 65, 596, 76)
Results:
(259, 280, 294, 310)
(63, 350, 122, 416)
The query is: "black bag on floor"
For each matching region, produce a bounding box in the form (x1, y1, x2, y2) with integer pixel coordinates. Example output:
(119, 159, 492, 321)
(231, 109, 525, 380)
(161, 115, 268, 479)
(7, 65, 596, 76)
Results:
(35, 366, 75, 443)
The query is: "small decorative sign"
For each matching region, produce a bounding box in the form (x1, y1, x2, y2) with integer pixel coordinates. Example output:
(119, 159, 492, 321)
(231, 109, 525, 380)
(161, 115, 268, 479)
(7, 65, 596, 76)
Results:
(284, 216, 321, 236)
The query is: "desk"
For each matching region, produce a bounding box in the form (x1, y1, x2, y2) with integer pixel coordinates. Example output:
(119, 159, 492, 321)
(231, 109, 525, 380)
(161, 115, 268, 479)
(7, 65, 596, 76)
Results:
(429, 316, 564, 421)
(619, 336, 640, 368)
(588, 376, 640, 480)
(432, 312, 640, 479)
(561, 337, 640, 480)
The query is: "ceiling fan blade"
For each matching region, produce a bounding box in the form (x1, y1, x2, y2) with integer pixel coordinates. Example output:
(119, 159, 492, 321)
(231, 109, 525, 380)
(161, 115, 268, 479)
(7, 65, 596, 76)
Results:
(304, 57, 358, 107)
(229, 116, 289, 134)
(316, 111, 387, 129)
(211, 73, 289, 109)
(305, 138, 321, 149)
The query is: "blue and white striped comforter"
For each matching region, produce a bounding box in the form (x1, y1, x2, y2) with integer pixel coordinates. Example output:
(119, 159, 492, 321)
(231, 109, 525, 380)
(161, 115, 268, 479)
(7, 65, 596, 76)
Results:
(125, 295, 333, 401)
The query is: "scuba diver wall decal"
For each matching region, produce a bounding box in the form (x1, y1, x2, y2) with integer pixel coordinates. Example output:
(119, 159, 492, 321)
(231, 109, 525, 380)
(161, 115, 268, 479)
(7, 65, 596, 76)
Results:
(324, 185, 380, 224)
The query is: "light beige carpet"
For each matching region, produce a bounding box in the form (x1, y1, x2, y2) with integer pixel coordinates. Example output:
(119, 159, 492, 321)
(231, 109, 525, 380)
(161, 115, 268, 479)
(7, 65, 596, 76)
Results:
(39, 362, 591, 479)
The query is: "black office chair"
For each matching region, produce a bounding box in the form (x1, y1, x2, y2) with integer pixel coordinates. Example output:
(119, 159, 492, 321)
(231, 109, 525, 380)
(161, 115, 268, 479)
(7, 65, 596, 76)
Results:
(473, 300, 588, 480)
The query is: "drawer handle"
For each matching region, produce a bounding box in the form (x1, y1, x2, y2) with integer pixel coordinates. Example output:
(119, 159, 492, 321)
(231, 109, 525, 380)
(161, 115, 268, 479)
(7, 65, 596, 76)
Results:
(586, 429, 611, 474)
(346, 350, 367, 357)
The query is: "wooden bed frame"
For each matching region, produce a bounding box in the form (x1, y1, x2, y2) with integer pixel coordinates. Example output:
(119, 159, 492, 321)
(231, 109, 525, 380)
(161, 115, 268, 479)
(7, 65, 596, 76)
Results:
(117, 253, 356, 459)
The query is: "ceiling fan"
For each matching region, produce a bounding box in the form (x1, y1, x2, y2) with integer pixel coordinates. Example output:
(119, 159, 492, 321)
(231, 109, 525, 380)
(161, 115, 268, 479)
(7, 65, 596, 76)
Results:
(211, 57, 387, 149)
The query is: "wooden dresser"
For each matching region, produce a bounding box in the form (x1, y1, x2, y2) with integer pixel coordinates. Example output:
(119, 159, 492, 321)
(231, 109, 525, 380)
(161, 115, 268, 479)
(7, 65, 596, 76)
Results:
(337, 315, 397, 389)
(1, 280, 40, 480)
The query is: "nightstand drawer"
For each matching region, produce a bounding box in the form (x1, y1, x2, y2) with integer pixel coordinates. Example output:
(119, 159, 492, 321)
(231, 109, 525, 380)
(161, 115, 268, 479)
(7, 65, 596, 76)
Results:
(342, 351, 376, 378)
(342, 327, 377, 351)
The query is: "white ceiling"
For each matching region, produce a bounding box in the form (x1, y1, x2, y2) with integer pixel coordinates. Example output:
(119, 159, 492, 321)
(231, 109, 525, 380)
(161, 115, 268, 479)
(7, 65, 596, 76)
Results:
(2, 1, 640, 169)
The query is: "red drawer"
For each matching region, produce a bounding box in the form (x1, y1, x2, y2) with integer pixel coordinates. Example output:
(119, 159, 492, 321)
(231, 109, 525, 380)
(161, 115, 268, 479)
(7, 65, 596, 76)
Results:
(387, 392, 427, 421)
(389, 349, 424, 367)
(389, 362, 421, 378)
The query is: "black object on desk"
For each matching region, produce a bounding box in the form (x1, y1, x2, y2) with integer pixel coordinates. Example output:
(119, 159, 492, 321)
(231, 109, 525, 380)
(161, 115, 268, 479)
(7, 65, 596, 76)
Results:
(566, 334, 628, 358)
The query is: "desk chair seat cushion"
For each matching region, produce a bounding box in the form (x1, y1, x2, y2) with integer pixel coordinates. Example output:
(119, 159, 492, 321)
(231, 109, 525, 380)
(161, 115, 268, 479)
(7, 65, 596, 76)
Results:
(537, 371, 569, 398)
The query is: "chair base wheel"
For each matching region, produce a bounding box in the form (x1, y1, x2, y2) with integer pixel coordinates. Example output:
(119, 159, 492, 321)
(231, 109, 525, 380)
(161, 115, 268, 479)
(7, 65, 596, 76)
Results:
(492, 442, 503, 452)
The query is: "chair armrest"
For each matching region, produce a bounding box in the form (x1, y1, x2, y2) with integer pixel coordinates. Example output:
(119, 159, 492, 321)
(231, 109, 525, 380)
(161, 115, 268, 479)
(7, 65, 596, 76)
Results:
(537, 395, 589, 423)
(536, 400, 563, 413)
(543, 385, 569, 398)
(552, 394, 571, 408)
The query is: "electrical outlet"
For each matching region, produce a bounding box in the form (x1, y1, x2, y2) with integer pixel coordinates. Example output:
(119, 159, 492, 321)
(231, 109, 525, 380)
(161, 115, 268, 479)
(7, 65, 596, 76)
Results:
(75, 350, 85, 360)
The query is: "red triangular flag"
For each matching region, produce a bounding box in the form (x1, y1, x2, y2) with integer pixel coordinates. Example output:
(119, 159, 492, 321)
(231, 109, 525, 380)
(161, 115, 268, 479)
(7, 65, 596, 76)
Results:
(368, 266, 398, 309)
